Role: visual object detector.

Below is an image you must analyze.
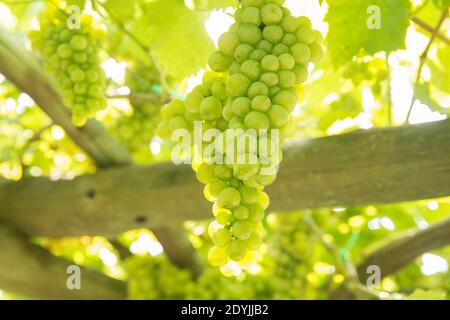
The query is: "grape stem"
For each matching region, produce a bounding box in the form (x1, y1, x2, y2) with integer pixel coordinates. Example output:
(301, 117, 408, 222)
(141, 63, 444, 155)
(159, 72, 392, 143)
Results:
(107, 93, 170, 105)
(91, 0, 171, 93)
(19, 122, 54, 179)
(404, 9, 449, 124)
(411, 16, 450, 46)
(304, 210, 373, 299)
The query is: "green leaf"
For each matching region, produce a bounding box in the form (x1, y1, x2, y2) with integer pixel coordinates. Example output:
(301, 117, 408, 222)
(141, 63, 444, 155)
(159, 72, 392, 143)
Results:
(103, 0, 136, 21)
(406, 288, 447, 300)
(432, 0, 450, 9)
(325, 0, 410, 67)
(65, 0, 87, 9)
(193, 0, 239, 10)
(415, 83, 450, 114)
(134, 0, 215, 81)
(429, 47, 450, 94)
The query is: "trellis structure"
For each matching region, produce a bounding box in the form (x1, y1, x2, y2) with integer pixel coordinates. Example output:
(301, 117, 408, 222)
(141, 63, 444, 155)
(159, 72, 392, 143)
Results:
(1, 29, 450, 299)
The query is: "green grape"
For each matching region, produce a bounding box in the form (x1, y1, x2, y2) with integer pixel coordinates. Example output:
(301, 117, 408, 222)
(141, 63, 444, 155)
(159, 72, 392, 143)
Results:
(227, 73, 252, 97)
(248, 203, 265, 223)
(260, 72, 279, 87)
(223, 100, 235, 121)
(247, 81, 269, 98)
(293, 64, 308, 83)
(241, 7, 261, 25)
(229, 117, 246, 130)
(268, 104, 289, 128)
(251, 95, 271, 112)
(209, 51, 232, 72)
(234, 43, 253, 63)
(309, 42, 324, 63)
(279, 53, 295, 70)
(257, 40, 273, 53)
(31, 6, 106, 126)
(73, 82, 87, 95)
(212, 228, 233, 247)
(272, 43, 290, 55)
(196, 163, 216, 184)
(296, 27, 316, 45)
(216, 117, 229, 131)
(255, 170, 277, 186)
(234, 206, 250, 220)
(241, 60, 262, 81)
(214, 164, 233, 179)
(232, 97, 251, 117)
(157, 0, 325, 271)
(169, 116, 189, 132)
(85, 69, 100, 83)
(241, 0, 264, 7)
(232, 221, 252, 240)
(263, 25, 284, 43)
(238, 23, 263, 45)
(205, 179, 228, 200)
(227, 240, 247, 261)
(240, 185, 259, 204)
(234, 162, 260, 181)
(57, 43, 73, 58)
(208, 246, 229, 266)
(215, 208, 234, 225)
(229, 61, 242, 75)
(291, 43, 311, 64)
(244, 111, 270, 130)
(298, 16, 312, 28)
(217, 187, 242, 209)
(278, 70, 296, 88)
(258, 191, 270, 210)
(70, 68, 85, 82)
(267, 0, 285, 5)
(261, 54, 280, 72)
(218, 32, 240, 56)
(281, 15, 300, 33)
(70, 35, 88, 50)
(244, 232, 262, 250)
(313, 30, 324, 43)
(185, 91, 204, 114)
(273, 90, 297, 112)
(249, 49, 267, 62)
(71, 52, 86, 64)
(261, 4, 283, 25)
(282, 33, 297, 47)
(212, 81, 228, 101)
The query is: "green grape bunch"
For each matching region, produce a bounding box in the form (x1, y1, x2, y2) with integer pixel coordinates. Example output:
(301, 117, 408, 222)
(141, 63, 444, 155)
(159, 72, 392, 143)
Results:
(111, 63, 166, 153)
(30, 5, 106, 126)
(157, 0, 324, 272)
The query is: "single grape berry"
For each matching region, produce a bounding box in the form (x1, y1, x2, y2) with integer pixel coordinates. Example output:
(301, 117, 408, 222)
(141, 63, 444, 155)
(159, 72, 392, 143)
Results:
(261, 4, 283, 25)
(227, 73, 252, 97)
(244, 111, 270, 130)
(218, 187, 242, 209)
(218, 32, 240, 56)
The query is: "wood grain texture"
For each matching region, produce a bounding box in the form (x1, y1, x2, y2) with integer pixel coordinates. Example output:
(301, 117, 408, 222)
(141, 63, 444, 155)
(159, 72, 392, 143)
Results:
(0, 224, 126, 299)
(2, 119, 450, 237)
(0, 28, 131, 168)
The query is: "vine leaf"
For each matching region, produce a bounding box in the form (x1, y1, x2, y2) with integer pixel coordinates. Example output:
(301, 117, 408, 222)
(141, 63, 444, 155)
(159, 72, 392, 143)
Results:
(415, 83, 450, 114)
(325, 0, 409, 67)
(132, 0, 215, 81)
(193, 0, 239, 10)
(429, 47, 450, 94)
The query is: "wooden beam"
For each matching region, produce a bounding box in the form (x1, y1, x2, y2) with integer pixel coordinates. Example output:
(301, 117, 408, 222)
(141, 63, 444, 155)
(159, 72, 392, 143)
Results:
(1, 119, 449, 237)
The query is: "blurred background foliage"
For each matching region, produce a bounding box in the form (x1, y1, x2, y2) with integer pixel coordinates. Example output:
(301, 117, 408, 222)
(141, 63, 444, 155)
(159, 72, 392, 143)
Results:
(0, 0, 449, 300)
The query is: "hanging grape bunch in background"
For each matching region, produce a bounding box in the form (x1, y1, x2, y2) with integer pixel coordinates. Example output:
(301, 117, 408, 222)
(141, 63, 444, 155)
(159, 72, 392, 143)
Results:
(30, 5, 106, 126)
(157, 0, 324, 273)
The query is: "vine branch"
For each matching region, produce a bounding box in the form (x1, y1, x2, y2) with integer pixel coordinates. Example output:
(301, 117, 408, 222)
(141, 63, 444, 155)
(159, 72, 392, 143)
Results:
(404, 9, 449, 123)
